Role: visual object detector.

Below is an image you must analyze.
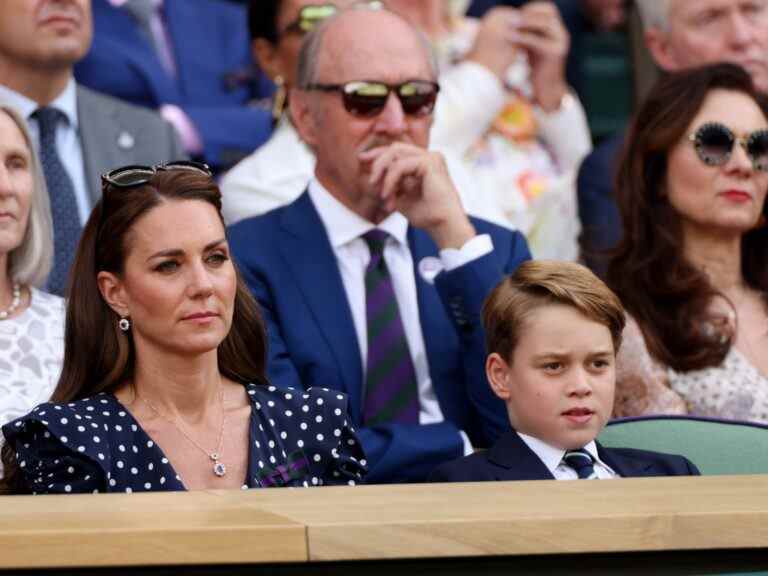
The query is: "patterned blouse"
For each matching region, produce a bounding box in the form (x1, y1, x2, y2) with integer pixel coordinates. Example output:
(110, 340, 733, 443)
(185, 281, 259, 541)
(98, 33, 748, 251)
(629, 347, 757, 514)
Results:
(615, 316, 768, 423)
(0, 288, 65, 428)
(2, 384, 367, 493)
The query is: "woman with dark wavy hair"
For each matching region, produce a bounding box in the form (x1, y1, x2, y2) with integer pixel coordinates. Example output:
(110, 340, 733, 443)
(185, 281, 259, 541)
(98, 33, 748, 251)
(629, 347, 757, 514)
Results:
(608, 63, 768, 421)
(1, 165, 365, 493)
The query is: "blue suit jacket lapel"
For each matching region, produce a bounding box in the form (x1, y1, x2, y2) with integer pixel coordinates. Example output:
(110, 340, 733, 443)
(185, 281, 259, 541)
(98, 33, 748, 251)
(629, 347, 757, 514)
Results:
(95, 0, 177, 103)
(596, 442, 655, 477)
(487, 432, 556, 480)
(408, 228, 455, 413)
(278, 192, 363, 419)
(164, 0, 207, 104)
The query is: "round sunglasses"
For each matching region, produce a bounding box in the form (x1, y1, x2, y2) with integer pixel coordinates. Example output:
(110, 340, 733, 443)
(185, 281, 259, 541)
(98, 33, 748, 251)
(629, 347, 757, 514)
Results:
(688, 122, 768, 173)
(304, 80, 440, 118)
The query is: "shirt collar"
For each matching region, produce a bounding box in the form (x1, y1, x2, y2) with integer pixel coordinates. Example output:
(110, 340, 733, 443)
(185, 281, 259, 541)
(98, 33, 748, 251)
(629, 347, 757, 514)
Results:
(517, 432, 601, 475)
(51, 78, 79, 129)
(307, 177, 409, 250)
(0, 78, 78, 128)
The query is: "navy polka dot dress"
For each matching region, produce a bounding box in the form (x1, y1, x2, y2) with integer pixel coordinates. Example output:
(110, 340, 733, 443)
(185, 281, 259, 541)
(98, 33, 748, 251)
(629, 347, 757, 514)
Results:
(2, 384, 367, 494)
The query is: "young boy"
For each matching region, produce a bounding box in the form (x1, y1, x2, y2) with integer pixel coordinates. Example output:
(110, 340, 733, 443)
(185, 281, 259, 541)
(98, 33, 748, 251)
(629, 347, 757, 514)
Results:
(430, 260, 699, 481)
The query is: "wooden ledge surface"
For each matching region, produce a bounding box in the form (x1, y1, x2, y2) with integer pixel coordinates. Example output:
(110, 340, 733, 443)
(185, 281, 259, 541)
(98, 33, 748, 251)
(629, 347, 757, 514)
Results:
(0, 490, 306, 568)
(1, 475, 767, 568)
(233, 475, 768, 560)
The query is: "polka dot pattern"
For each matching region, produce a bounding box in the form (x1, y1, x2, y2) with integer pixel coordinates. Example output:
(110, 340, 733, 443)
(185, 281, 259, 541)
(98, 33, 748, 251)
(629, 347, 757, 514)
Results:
(668, 347, 768, 422)
(616, 316, 768, 421)
(2, 384, 367, 494)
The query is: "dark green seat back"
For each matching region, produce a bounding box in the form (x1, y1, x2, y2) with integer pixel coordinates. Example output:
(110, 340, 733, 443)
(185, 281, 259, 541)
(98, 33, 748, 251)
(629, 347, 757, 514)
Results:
(598, 416, 768, 475)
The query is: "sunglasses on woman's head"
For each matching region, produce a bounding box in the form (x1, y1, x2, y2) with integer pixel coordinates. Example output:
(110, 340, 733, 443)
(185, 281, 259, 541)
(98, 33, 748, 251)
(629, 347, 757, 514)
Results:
(101, 161, 213, 189)
(281, 1, 384, 36)
(304, 80, 440, 118)
(688, 122, 768, 173)
(281, 4, 338, 36)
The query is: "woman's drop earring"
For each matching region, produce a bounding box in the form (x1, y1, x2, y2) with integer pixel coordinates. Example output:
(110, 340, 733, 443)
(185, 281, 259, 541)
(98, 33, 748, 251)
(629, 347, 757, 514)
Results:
(272, 75, 287, 122)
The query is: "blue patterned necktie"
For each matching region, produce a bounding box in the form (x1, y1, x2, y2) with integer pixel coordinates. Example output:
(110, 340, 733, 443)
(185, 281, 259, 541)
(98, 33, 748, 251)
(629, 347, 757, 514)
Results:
(34, 107, 82, 296)
(361, 229, 419, 426)
(563, 448, 598, 479)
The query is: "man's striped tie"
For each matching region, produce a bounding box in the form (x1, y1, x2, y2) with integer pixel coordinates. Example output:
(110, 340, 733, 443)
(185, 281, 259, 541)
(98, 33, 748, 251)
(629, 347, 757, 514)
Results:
(361, 229, 419, 426)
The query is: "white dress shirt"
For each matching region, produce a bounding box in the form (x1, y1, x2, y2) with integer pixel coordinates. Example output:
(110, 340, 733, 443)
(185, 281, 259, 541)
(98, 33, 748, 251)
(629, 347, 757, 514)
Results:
(0, 80, 90, 224)
(307, 179, 493, 453)
(517, 432, 619, 480)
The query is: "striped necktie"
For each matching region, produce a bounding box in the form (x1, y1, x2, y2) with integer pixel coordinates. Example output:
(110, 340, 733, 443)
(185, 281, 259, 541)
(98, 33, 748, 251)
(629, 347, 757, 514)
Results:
(361, 229, 419, 426)
(34, 107, 82, 296)
(563, 448, 598, 479)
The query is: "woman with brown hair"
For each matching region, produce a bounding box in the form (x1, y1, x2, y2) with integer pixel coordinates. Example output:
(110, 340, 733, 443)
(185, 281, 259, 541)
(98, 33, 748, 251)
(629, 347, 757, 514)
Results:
(608, 63, 768, 421)
(1, 165, 366, 493)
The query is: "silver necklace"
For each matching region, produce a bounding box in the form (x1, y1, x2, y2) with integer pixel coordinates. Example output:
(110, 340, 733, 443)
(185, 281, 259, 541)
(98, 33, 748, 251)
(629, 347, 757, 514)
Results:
(141, 387, 228, 477)
(0, 283, 22, 320)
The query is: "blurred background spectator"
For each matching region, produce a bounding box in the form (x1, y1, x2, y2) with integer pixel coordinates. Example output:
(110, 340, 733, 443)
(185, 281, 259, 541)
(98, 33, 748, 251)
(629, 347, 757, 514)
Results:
(0, 0, 183, 295)
(607, 64, 768, 421)
(221, 0, 355, 223)
(466, 0, 628, 105)
(578, 0, 768, 276)
(388, 0, 592, 259)
(0, 106, 64, 445)
(74, 0, 274, 172)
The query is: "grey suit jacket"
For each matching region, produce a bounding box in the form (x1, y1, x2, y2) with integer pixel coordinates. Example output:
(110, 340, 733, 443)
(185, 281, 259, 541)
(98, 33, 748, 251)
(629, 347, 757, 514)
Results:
(77, 85, 185, 207)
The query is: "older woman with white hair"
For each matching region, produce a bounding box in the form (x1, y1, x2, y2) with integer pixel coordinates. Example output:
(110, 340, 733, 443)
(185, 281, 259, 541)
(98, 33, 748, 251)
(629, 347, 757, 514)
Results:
(0, 105, 64, 431)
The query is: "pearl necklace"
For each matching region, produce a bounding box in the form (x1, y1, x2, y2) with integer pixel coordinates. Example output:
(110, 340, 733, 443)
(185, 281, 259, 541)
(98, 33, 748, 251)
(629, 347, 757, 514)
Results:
(141, 388, 228, 478)
(0, 284, 21, 320)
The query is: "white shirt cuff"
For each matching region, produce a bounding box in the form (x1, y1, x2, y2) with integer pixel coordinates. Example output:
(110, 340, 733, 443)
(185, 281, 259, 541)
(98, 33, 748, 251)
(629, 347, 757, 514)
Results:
(439, 234, 494, 272)
(459, 430, 474, 456)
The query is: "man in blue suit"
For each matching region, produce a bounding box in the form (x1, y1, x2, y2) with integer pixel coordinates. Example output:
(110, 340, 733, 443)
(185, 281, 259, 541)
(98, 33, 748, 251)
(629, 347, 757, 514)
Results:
(74, 0, 273, 171)
(229, 5, 531, 484)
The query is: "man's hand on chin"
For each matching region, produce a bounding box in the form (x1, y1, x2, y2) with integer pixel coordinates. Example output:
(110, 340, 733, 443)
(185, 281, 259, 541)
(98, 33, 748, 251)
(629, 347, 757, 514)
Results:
(358, 143, 476, 250)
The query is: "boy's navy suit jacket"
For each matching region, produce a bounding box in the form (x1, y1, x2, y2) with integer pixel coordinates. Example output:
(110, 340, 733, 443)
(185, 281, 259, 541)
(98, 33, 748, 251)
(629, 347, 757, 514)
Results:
(430, 430, 701, 481)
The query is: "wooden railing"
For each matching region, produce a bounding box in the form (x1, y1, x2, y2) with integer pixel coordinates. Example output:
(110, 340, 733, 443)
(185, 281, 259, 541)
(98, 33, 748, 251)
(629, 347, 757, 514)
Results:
(2, 475, 768, 574)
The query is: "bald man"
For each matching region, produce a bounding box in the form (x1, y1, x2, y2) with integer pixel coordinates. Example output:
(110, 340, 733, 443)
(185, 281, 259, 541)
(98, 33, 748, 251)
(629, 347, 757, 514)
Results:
(229, 5, 531, 483)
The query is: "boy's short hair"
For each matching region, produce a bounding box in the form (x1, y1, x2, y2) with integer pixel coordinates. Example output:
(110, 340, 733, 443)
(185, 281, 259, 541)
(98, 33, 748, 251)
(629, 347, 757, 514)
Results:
(482, 260, 626, 360)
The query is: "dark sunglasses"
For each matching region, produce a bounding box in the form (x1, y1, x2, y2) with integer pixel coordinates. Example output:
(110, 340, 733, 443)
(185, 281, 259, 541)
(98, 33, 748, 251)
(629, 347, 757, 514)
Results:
(281, 4, 338, 36)
(305, 80, 440, 118)
(101, 161, 213, 189)
(688, 122, 768, 173)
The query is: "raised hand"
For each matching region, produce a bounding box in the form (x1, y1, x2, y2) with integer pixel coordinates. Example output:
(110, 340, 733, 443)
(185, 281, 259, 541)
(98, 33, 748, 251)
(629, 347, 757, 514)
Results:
(359, 142, 475, 249)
